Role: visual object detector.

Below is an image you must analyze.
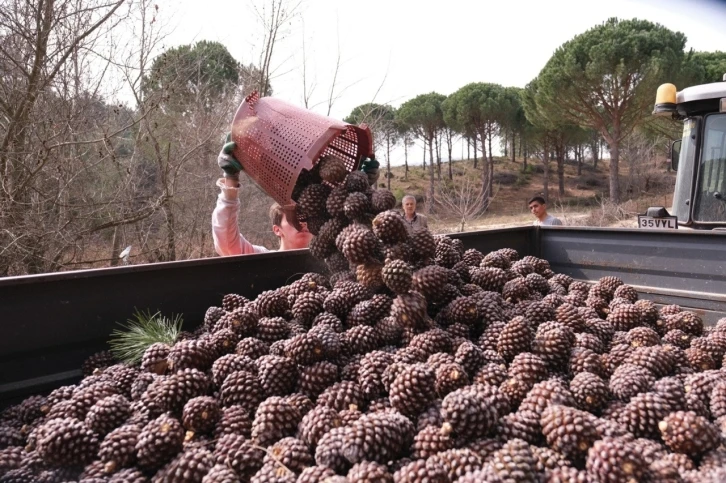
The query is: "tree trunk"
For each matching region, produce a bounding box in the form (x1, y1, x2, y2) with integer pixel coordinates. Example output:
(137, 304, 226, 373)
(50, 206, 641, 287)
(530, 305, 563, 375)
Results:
(110, 226, 121, 267)
(163, 204, 176, 261)
(591, 141, 599, 169)
(627, 141, 636, 197)
(503, 131, 508, 158)
(434, 133, 441, 180)
(422, 141, 426, 170)
(556, 141, 565, 197)
(478, 129, 490, 206)
(437, 133, 442, 163)
(488, 154, 494, 202)
(511, 132, 516, 163)
(481, 131, 487, 164)
(404, 138, 409, 180)
(473, 136, 477, 169)
(427, 137, 435, 214)
(386, 136, 391, 190)
(200, 229, 207, 258)
(577, 145, 583, 175)
(446, 133, 453, 180)
(480, 148, 489, 212)
(467, 135, 471, 161)
(543, 138, 550, 201)
(520, 135, 524, 160)
(609, 137, 621, 204)
(487, 128, 493, 163)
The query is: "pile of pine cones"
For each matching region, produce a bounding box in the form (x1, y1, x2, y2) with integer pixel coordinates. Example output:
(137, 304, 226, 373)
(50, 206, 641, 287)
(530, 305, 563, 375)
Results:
(2, 162, 726, 483)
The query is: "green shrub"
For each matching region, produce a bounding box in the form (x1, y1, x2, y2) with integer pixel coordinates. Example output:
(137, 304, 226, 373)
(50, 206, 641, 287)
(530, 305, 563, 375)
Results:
(523, 164, 537, 175)
(515, 172, 531, 187)
(493, 172, 517, 186)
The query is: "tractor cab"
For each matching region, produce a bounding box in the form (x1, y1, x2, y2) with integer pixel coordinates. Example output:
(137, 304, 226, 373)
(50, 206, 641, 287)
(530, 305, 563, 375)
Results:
(647, 75, 726, 230)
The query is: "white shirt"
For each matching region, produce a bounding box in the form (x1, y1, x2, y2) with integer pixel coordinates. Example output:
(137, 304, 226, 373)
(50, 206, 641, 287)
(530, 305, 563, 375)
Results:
(534, 214, 563, 226)
(212, 178, 271, 255)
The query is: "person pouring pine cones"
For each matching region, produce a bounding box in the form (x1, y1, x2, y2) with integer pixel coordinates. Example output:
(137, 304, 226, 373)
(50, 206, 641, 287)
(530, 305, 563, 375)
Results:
(212, 134, 380, 255)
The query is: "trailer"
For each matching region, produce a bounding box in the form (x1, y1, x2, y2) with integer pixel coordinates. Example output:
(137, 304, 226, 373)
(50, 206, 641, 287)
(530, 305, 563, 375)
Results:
(1, 225, 724, 406)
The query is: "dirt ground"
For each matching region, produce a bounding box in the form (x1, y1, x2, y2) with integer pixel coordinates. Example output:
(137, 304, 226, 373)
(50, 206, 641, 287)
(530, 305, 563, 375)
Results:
(384, 155, 674, 234)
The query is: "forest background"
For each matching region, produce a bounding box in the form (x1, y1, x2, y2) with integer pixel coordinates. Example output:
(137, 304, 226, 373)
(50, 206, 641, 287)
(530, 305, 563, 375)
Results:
(1, 0, 725, 276)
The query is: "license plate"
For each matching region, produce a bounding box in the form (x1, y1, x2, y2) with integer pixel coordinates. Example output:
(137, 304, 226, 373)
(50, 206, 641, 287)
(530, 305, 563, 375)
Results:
(638, 215, 678, 229)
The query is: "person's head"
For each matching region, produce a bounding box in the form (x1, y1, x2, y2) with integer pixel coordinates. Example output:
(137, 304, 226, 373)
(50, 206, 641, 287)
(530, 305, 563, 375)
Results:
(270, 203, 312, 250)
(528, 196, 548, 219)
(402, 195, 417, 217)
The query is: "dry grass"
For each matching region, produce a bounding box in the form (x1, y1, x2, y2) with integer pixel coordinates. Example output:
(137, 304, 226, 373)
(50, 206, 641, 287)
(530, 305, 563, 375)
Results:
(385, 155, 675, 232)
(561, 199, 636, 227)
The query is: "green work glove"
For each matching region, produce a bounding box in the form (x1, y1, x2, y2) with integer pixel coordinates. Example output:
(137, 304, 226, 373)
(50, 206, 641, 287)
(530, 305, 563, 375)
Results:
(360, 155, 380, 186)
(217, 133, 243, 180)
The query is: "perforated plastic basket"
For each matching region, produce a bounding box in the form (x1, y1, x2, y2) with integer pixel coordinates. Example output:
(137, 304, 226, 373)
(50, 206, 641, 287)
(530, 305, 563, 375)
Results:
(231, 92, 373, 207)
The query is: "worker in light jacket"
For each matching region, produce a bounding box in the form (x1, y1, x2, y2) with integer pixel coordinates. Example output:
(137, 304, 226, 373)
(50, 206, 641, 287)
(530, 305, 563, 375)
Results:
(528, 196, 563, 226)
(212, 138, 312, 255)
(212, 136, 379, 255)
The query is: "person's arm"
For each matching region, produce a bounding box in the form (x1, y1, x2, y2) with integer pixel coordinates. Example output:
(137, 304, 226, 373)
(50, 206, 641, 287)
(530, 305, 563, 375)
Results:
(420, 214, 428, 229)
(212, 178, 269, 255)
(552, 217, 563, 226)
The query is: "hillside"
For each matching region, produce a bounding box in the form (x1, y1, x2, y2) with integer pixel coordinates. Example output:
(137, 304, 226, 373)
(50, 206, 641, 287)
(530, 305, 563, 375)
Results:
(381, 156, 676, 233)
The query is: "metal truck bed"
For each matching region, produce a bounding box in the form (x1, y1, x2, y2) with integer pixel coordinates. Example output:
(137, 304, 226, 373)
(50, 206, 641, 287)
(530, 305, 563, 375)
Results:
(1, 226, 724, 404)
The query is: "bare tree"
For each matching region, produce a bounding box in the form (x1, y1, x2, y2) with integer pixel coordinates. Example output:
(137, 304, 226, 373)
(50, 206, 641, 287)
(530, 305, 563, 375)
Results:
(325, 20, 342, 117)
(620, 131, 667, 198)
(299, 19, 316, 108)
(250, 0, 301, 96)
(0, 0, 261, 276)
(124, 33, 247, 263)
(435, 177, 492, 232)
(0, 0, 130, 275)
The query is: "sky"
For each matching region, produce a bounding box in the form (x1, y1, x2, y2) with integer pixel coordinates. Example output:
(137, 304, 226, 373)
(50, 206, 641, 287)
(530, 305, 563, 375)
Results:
(160, 0, 726, 165)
